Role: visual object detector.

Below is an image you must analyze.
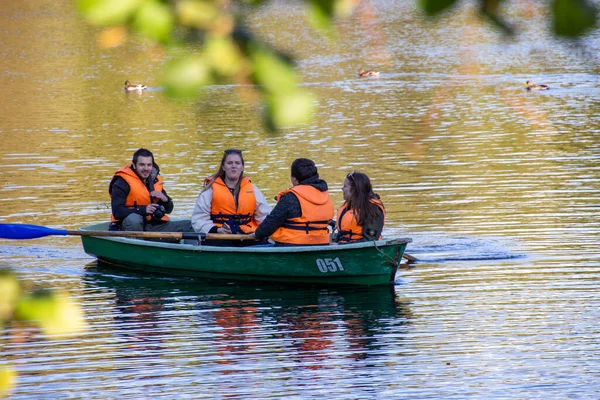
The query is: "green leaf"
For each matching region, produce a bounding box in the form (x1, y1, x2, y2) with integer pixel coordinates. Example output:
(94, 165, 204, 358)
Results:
(177, 0, 219, 29)
(306, 0, 356, 37)
(418, 0, 458, 16)
(552, 0, 597, 37)
(479, 0, 514, 36)
(307, 2, 337, 38)
(160, 56, 213, 97)
(76, 0, 142, 26)
(308, 0, 355, 18)
(132, 0, 175, 43)
(205, 36, 243, 77)
(265, 91, 314, 130)
(249, 44, 297, 94)
(309, 0, 336, 18)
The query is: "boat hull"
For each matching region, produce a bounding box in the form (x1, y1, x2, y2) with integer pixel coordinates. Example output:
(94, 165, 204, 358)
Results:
(80, 223, 412, 286)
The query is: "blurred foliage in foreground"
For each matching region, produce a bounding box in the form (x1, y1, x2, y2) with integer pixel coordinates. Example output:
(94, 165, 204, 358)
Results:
(76, 0, 597, 131)
(421, 0, 597, 37)
(0, 269, 86, 395)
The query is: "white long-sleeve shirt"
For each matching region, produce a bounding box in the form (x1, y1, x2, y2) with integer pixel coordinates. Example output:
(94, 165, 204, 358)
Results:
(191, 184, 272, 233)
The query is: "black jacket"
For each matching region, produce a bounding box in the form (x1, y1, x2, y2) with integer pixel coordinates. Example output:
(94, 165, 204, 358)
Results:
(254, 175, 329, 240)
(109, 164, 173, 221)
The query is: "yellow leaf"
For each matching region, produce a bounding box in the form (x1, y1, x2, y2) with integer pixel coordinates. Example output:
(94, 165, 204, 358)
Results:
(0, 367, 16, 394)
(14, 291, 86, 338)
(0, 272, 20, 321)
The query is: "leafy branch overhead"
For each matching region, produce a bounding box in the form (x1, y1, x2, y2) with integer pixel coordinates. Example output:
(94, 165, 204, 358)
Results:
(420, 0, 597, 37)
(77, 0, 598, 131)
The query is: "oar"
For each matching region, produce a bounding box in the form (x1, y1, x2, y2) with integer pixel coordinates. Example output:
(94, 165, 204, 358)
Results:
(402, 252, 417, 263)
(0, 224, 419, 261)
(0, 223, 254, 241)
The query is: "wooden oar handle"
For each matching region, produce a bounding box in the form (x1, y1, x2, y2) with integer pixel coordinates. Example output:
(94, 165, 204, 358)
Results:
(67, 230, 185, 240)
(67, 230, 255, 241)
(204, 233, 255, 241)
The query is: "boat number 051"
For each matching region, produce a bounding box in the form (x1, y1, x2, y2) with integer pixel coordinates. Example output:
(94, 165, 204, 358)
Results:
(316, 257, 345, 273)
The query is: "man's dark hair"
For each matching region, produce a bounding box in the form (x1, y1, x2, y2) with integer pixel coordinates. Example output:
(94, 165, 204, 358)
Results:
(291, 158, 318, 182)
(132, 148, 154, 165)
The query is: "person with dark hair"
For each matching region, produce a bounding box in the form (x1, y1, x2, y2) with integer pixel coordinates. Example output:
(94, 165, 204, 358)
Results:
(109, 148, 192, 233)
(191, 149, 271, 236)
(253, 158, 334, 246)
(334, 171, 385, 243)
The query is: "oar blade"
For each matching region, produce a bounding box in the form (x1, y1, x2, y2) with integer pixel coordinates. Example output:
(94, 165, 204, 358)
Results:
(0, 224, 67, 240)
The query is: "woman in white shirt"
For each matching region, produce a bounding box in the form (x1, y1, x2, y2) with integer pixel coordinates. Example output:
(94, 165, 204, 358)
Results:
(192, 149, 271, 237)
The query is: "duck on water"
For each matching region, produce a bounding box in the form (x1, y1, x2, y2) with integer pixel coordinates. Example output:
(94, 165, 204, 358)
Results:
(524, 80, 549, 91)
(358, 68, 380, 78)
(124, 80, 147, 91)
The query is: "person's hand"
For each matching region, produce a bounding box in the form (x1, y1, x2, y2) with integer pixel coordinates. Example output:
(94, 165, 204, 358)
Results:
(151, 190, 168, 202)
(145, 204, 159, 215)
(217, 223, 232, 234)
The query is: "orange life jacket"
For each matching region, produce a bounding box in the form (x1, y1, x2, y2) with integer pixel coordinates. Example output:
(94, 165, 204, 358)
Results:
(109, 165, 169, 222)
(336, 197, 385, 243)
(209, 176, 258, 234)
(270, 185, 334, 245)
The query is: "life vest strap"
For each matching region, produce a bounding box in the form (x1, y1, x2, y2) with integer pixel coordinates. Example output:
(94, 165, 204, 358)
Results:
(211, 212, 253, 234)
(281, 220, 330, 234)
(337, 229, 361, 242)
(211, 213, 252, 225)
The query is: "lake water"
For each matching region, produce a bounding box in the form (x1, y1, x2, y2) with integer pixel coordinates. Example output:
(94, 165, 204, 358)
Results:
(1, 0, 600, 398)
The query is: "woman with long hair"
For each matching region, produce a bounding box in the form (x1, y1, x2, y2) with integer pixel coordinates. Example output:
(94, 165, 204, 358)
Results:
(192, 149, 271, 236)
(335, 171, 385, 243)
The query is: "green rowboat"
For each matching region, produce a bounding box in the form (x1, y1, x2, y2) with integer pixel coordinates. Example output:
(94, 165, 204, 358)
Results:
(80, 223, 412, 286)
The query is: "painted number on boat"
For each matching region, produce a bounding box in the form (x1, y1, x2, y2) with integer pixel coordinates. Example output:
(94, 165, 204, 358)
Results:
(316, 257, 345, 273)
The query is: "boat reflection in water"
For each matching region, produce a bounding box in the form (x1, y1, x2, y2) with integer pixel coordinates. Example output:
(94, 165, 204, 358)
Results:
(83, 262, 413, 371)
